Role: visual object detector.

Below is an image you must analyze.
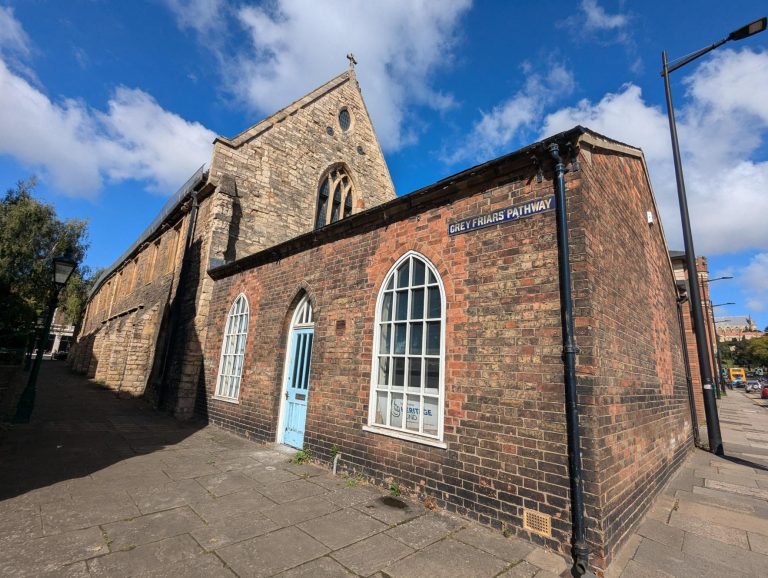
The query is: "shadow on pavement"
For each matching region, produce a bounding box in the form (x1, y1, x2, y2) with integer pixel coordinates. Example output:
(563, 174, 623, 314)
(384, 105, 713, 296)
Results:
(0, 361, 204, 501)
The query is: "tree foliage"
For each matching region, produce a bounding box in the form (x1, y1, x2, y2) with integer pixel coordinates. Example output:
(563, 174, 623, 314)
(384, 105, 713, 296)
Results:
(0, 177, 89, 347)
(721, 336, 768, 370)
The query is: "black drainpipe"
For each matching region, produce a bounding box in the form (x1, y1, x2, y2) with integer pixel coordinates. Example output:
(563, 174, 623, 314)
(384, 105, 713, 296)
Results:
(674, 284, 701, 446)
(548, 142, 590, 577)
(158, 188, 200, 410)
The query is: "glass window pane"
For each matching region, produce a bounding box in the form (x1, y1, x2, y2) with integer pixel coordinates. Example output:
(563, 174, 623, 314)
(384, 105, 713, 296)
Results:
(394, 324, 406, 354)
(375, 391, 388, 425)
(397, 260, 410, 288)
(379, 324, 391, 354)
(427, 287, 441, 318)
(385, 275, 394, 290)
(428, 270, 437, 284)
(409, 323, 423, 354)
(426, 358, 439, 389)
(410, 288, 424, 320)
(423, 396, 438, 436)
(406, 397, 420, 431)
(378, 356, 390, 386)
(395, 290, 408, 320)
(381, 293, 392, 322)
(393, 357, 405, 387)
(426, 322, 440, 355)
(408, 357, 422, 390)
(389, 394, 404, 428)
(413, 259, 425, 285)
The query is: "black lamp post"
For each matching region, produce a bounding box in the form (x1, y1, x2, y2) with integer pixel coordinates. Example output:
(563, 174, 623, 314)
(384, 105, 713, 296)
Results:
(13, 253, 77, 423)
(661, 16, 766, 455)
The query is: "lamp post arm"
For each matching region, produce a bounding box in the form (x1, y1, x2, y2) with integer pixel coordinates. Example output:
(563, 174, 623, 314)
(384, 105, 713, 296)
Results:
(662, 37, 729, 75)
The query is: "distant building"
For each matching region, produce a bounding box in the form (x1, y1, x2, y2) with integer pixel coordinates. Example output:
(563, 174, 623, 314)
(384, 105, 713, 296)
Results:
(715, 315, 764, 342)
(70, 68, 695, 571)
(46, 308, 75, 357)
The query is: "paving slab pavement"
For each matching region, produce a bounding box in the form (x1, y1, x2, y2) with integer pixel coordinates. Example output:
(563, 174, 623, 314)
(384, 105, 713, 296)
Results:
(606, 389, 768, 578)
(0, 361, 570, 577)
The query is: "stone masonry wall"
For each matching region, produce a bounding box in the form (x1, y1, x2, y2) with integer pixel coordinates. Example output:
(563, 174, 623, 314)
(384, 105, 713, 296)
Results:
(207, 71, 396, 261)
(576, 143, 693, 568)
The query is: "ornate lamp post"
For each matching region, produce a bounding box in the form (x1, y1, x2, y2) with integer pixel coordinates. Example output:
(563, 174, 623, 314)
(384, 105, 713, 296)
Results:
(14, 253, 78, 423)
(661, 16, 766, 455)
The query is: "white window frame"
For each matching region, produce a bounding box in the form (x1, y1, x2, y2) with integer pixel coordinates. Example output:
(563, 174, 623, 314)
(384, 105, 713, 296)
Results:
(214, 293, 249, 403)
(364, 251, 447, 448)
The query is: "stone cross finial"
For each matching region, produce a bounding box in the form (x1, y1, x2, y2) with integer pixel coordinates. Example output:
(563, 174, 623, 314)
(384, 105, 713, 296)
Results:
(347, 53, 357, 69)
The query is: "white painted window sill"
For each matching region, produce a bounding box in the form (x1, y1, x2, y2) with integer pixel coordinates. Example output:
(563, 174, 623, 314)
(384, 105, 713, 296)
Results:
(362, 425, 448, 449)
(212, 395, 240, 405)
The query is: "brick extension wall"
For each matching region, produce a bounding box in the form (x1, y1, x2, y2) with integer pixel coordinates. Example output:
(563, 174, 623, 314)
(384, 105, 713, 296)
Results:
(200, 130, 693, 569)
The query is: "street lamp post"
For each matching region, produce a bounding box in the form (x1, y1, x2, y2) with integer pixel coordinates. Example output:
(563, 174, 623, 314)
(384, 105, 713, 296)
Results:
(13, 254, 77, 423)
(661, 16, 766, 455)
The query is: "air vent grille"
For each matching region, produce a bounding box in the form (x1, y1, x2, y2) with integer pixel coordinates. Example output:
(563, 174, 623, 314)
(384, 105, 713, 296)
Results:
(523, 509, 552, 537)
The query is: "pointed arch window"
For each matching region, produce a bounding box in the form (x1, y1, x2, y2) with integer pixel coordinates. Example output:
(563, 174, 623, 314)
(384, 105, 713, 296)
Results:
(214, 294, 249, 401)
(366, 252, 446, 446)
(315, 168, 354, 229)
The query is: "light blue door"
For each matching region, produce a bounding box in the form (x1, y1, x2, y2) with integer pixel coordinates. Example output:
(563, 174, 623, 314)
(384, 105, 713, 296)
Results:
(282, 328, 314, 449)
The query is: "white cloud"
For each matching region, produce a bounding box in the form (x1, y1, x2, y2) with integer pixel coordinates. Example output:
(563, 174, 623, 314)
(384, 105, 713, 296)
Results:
(162, 0, 224, 36)
(444, 62, 575, 164)
(539, 47, 768, 256)
(739, 253, 768, 312)
(581, 0, 628, 32)
(0, 6, 29, 55)
(0, 58, 215, 197)
(229, 0, 471, 151)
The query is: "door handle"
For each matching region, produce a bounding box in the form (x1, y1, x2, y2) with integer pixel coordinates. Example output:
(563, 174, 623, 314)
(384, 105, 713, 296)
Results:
(285, 391, 289, 400)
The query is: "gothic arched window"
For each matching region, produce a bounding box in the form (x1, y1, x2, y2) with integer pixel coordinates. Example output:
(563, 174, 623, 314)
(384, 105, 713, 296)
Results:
(315, 168, 354, 229)
(214, 294, 249, 401)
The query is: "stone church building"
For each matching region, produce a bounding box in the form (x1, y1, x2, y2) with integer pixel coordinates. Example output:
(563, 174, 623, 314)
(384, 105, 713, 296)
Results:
(70, 67, 694, 571)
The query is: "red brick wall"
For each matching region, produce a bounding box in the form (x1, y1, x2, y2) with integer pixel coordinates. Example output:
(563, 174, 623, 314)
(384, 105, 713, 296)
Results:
(577, 147, 693, 565)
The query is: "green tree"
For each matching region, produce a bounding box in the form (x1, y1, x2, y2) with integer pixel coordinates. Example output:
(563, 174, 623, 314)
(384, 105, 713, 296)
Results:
(745, 336, 768, 368)
(0, 177, 88, 347)
(58, 267, 103, 326)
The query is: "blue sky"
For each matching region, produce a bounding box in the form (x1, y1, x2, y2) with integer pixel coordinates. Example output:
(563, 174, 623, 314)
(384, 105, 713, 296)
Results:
(1, 1, 767, 329)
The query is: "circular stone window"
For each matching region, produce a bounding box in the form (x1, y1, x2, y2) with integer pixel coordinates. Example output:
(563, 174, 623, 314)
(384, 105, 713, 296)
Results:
(338, 108, 351, 132)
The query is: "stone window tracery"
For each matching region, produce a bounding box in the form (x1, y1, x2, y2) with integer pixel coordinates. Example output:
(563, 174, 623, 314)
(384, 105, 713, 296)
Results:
(315, 167, 354, 229)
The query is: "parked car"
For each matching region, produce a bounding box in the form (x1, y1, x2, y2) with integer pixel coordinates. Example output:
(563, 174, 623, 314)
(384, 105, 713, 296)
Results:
(745, 380, 761, 393)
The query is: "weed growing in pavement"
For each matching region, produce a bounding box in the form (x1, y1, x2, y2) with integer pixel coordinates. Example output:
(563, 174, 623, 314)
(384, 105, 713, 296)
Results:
(292, 448, 311, 464)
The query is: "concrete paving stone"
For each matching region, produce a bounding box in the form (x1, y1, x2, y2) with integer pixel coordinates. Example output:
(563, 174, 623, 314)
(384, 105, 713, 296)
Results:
(144, 552, 237, 577)
(331, 531, 414, 575)
(355, 495, 426, 526)
(0, 504, 42, 544)
(675, 499, 768, 536)
(531, 570, 561, 578)
(41, 491, 141, 535)
(87, 533, 203, 577)
(604, 533, 642, 578)
(667, 471, 704, 493)
(523, 547, 569, 575)
(86, 468, 172, 492)
(298, 507, 388, 550)
(194, 470, 259, 497)
(693, 470, 759, 488)
(384, 537, 508, 578)
(249, 449, 294, 465)
(618, 559, 673, 578)
(210, 455, 262, 472)
(453, 525, 534, 563)
(1, 480, 72, 510)
(308, 475, 348, 491)
(192, 511, 281, 550)
(747, 531, 768, 555)
(385, 511, 465, 550)
(497, 560, 539, 578)
(704, 479, 768, 501)
(216, 526, 330, 578)
(191, 488, 275, 523)
(103, 505, 206, 551)
(282, 462, 327, 477)
(632, 536, 738, 578)
(756, 478, 768, 490)
(38, 561, 91, 578)
(682, 533, 766, 576)
(162, 461, 219, 481)
(130, 478, 211, 514)
(689, 486, 768, 517)
(0, 526, 108, 578)
(275, 556, 356, 577)
(324, 483, 384, 507)
(636, 518, 685, 551)
(668, 511, 749, 549)
(240, 464, 299, 485)
(262, 495, 339, 526)
(258, 478, 328, 504)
